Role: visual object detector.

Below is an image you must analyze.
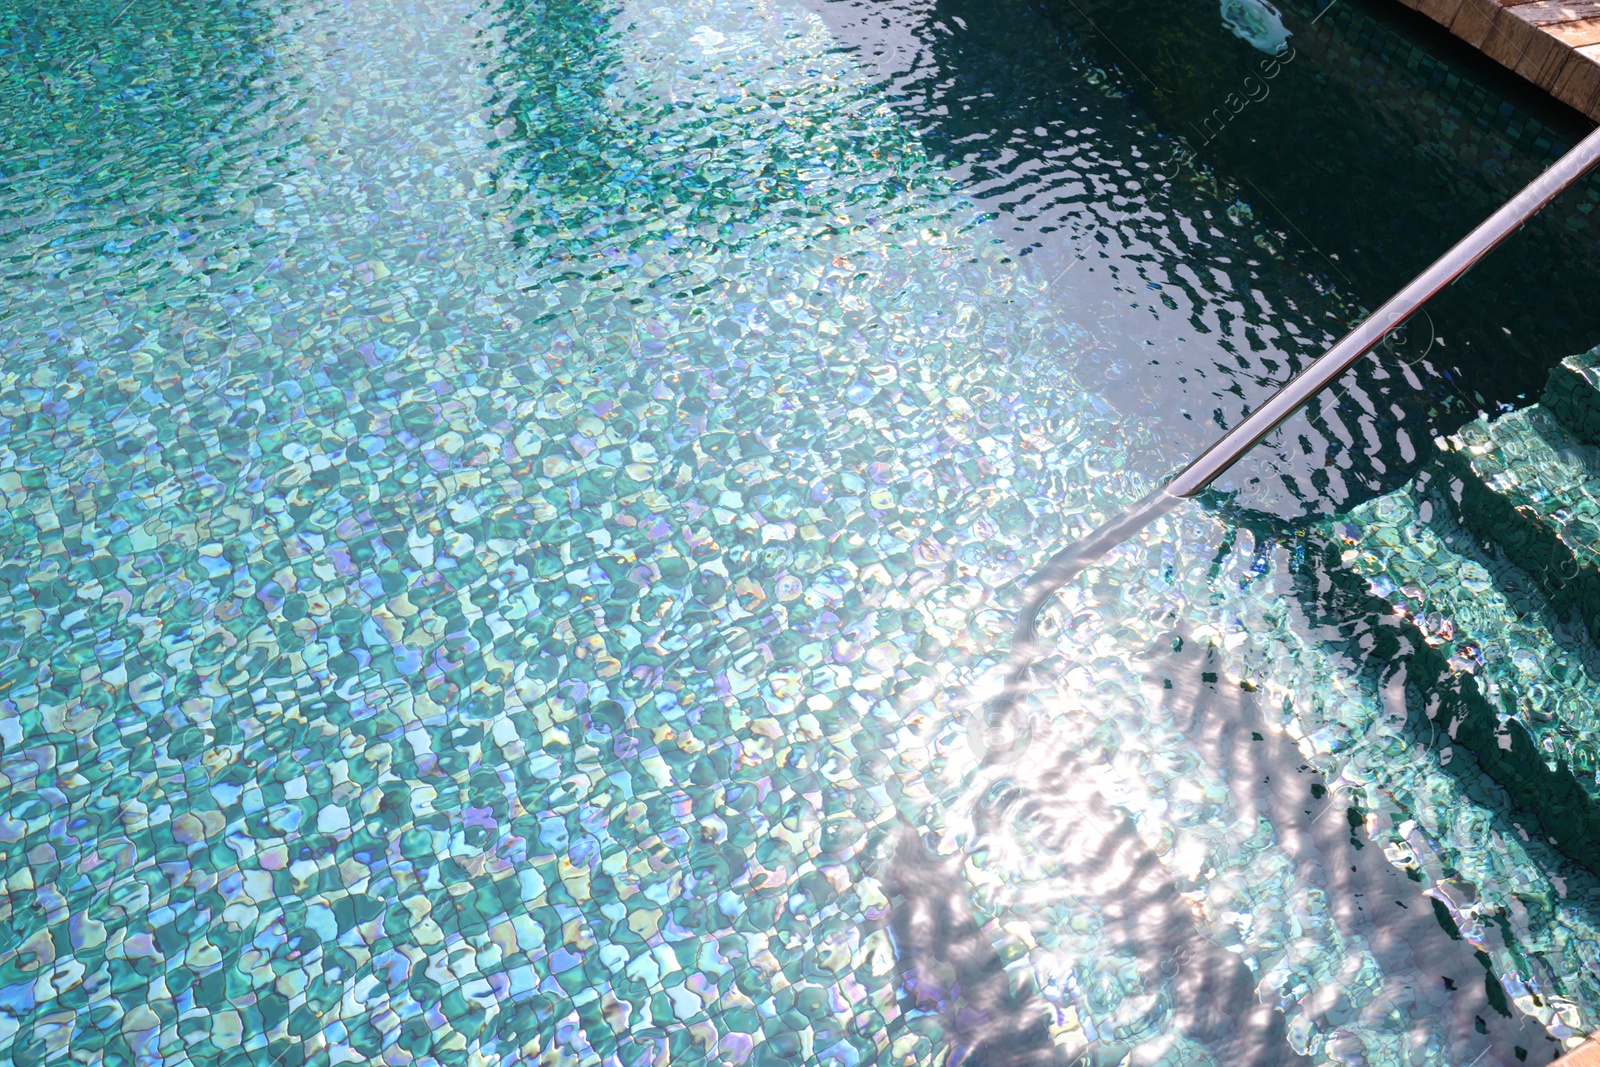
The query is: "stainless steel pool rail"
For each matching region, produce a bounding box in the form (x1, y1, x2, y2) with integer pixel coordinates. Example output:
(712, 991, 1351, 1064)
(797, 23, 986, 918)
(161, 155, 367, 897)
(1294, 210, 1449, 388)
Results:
(982, 124, 1600, 758)
(1167, 123, 1600, 501)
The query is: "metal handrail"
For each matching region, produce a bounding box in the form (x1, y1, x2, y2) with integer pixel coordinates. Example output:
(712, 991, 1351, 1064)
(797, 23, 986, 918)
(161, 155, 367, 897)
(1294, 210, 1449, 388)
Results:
(980, 124, 1600, 761)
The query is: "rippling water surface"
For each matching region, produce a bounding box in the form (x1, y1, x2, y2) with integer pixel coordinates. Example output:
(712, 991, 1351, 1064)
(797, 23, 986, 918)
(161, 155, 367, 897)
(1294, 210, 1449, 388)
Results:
(0, 0, 1596, 1065)
(806, 0, 1600, 517)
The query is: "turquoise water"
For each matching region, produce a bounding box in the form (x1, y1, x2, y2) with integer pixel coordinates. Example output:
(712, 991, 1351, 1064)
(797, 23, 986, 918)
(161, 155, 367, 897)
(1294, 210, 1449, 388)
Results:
(0, 0, 1597, 1065)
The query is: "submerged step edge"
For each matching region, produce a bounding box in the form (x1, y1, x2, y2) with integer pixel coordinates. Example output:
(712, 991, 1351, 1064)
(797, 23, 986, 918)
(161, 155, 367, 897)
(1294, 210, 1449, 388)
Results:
(1303, 520, 1600, 874)
(1437, 407, 1600, 647)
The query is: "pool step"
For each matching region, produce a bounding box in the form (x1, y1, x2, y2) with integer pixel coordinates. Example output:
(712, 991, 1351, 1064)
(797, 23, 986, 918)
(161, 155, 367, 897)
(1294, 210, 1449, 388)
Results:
(1314, 344, 1600, 871)
(1315, 485, 1600, 869)
(1538, 344, 1600, 446)
(1435, 345, 1600, 644)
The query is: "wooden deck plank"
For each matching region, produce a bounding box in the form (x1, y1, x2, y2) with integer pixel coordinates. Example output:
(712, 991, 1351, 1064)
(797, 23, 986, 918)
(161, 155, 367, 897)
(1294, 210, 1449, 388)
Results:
(1510, 0, 1600, 23)
(1541, 17, 1600, 46)
(1395, 0, 1600, 120)
(1480, 5, 1552, 70)
(1550, 45, 1600, 113)
(1418, 0, 1468, 25)
(1449, 0, 1511, 48)
(1499, 6, 1592, 86)
(1524, 38, 1577, 88)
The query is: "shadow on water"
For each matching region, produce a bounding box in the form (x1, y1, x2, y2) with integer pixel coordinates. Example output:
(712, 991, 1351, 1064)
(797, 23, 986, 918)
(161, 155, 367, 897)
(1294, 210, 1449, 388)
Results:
(801, 0, 1600, 520)
(888, 621, 1574, 1065)
(1069, 0, 1600, 389)
(885, 831, 1065, 1065)
(792, 3, 1600, 1048)
(1149, 631, 1570, 1067)
(1291, 516, 1600, 891)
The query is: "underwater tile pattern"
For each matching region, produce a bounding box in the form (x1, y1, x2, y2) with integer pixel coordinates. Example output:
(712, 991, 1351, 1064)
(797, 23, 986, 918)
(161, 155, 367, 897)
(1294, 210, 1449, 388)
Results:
(0, 0, 1598, 1065)
(1337, 485, 1600, 788)
(1320, 490, 1600, 1049)
(1445, 406, 1600, 569)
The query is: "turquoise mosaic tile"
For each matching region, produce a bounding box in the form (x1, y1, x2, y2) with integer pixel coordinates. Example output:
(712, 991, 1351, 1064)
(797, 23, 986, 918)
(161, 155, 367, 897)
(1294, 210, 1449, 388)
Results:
(0, 0, 1596, 1063)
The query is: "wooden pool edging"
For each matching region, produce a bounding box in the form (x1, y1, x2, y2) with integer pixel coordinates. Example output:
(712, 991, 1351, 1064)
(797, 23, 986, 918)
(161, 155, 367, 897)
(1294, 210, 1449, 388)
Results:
(1392, 0, 1600, 119)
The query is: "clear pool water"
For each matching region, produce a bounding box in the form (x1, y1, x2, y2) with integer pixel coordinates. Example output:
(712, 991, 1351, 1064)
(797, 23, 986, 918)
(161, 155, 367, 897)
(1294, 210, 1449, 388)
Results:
(808, 0, 1600, 519)
(0, 0, 1596, 1065)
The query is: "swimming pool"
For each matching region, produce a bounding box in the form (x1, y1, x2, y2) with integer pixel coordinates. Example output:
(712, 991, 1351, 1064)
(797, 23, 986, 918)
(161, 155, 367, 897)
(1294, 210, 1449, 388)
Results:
(0, 0, 1596, 1064)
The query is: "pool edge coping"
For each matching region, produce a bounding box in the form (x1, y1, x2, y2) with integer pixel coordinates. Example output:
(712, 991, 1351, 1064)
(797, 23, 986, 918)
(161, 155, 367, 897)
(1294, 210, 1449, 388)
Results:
(1391, 0, 1600, 120)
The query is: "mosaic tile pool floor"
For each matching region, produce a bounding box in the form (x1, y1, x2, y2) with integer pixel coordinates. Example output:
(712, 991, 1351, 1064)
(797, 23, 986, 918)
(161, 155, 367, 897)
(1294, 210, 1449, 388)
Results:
(1, 0, 1597, 1064)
